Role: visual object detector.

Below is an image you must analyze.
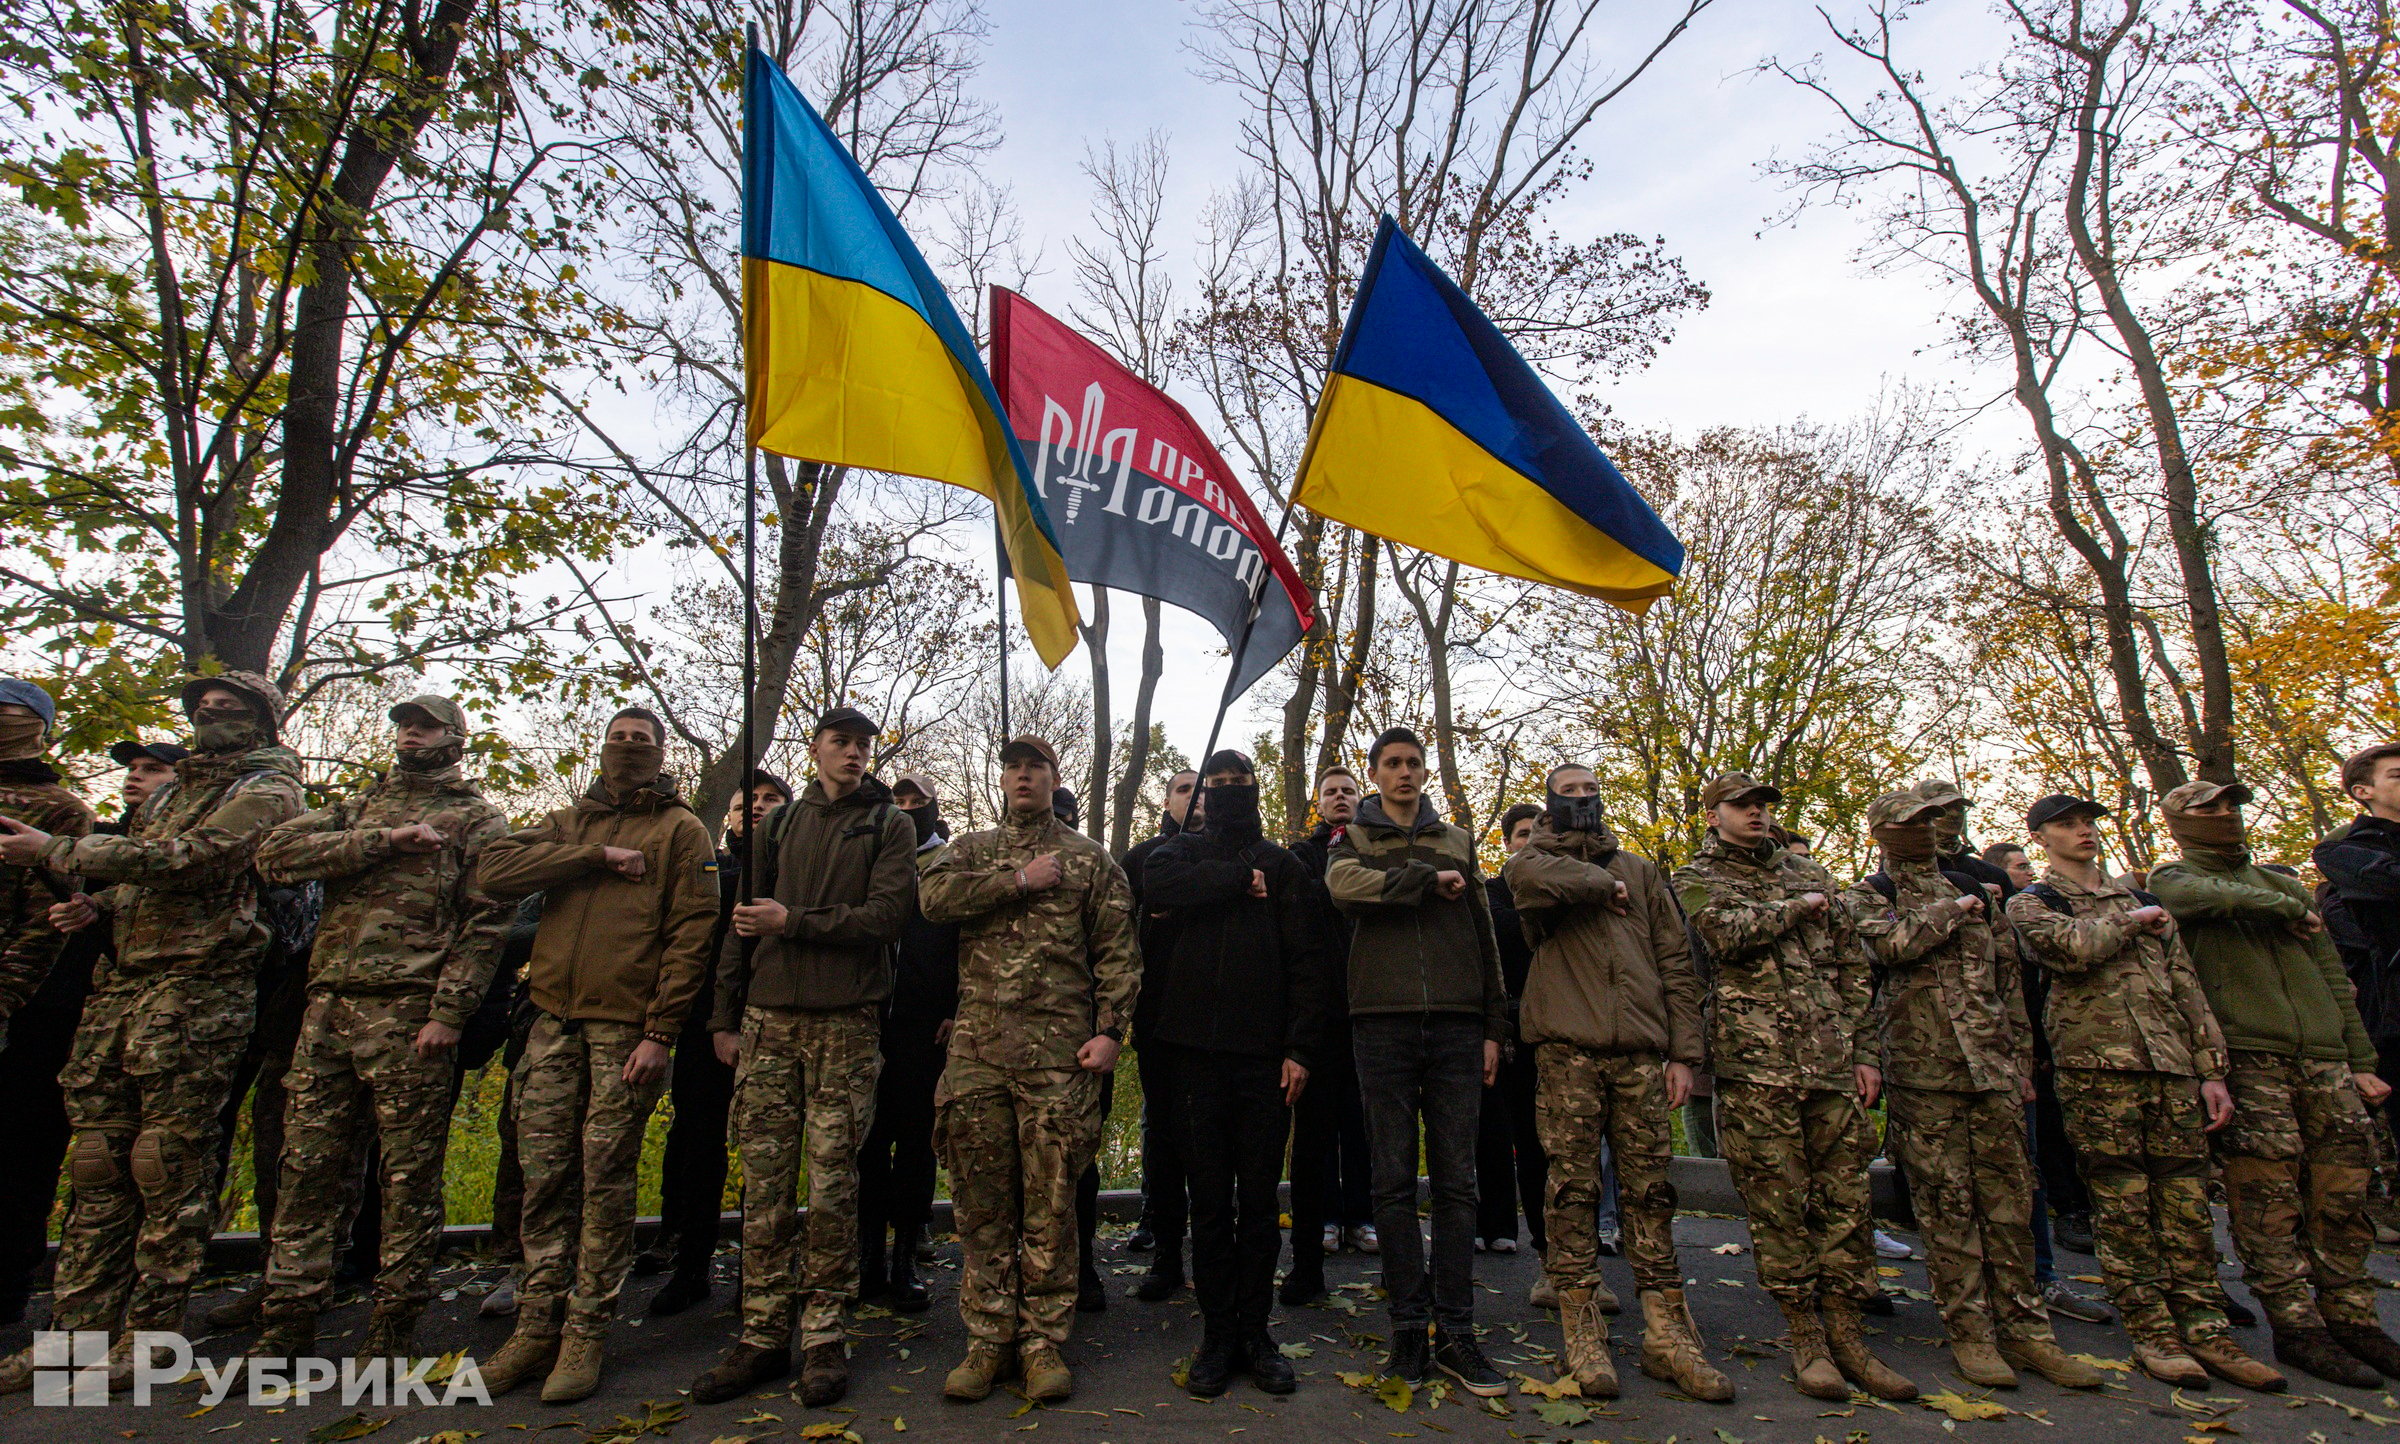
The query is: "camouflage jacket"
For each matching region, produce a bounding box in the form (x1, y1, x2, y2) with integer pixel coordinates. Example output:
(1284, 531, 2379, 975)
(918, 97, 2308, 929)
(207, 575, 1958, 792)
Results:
(1674, 831, 1875, 1092)
(1844, 854, 2027, 1094)
(2005, 868, 2225, 1080)
(255, 761, 513, 1028)
(919, 806, 1140, 1071)
(0, 758, 94, 1022)
(36, 743, 306, 991)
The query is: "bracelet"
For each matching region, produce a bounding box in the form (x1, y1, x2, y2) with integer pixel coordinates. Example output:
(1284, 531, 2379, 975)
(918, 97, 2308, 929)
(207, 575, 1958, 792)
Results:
(642, 1030, 674, 1047)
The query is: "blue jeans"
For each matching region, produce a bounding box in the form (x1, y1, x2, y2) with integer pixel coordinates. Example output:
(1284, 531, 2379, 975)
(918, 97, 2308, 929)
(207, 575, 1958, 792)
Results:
(1353, 1013, 1485, 1329)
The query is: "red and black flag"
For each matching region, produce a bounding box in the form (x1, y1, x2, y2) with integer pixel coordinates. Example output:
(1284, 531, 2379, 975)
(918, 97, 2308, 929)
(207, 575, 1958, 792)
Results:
(989, 287, 1312, 699)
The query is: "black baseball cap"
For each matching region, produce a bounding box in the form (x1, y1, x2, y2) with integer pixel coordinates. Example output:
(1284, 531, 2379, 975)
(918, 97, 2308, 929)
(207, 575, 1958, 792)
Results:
(814, 705, 880, 738)
(110, 740, 191, 768)
(2026, 793, 2109, 830)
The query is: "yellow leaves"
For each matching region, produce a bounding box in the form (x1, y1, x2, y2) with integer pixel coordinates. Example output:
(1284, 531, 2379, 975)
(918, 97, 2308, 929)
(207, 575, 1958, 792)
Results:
(1918, 1389, 2010, 1422)
(2069, 1353, 2134, 1373)
(1510, 1372, 1581, 1400)
(1376, 1376, 1415, 1413)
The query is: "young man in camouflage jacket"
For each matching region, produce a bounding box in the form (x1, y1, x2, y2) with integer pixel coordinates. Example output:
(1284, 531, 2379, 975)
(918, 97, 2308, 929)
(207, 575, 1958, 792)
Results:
(0, 672, 304, 1389)
(0, 679, 93, 1051)
(247, 695, 512, 1364)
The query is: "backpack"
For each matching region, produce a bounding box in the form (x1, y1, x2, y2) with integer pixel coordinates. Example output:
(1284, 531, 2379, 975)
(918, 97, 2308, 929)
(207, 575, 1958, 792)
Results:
(2023, 880, 2162, 915)
(1864, 869, 1989, 906)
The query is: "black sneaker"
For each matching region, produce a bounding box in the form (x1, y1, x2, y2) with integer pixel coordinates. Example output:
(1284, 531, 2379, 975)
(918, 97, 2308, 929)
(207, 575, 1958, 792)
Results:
(2053, 1211, 2096, 1255)
(1432, 1327, 1507, 1397)
(1862, 1289, 1896, 1317)
(1187, 1334, 1237, 1397)
(1247, 1329, 1297, 1395)
(647, 1264, 712, 1318)
(1279, 1267, 1328, 1307)
(1386, 1324, 1431, 1383)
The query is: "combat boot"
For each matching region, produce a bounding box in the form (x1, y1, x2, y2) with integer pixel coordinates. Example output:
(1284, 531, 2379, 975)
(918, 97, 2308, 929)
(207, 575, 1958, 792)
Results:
(1949, 1337, 2017, 1388)
(1528, 1274, 1557, 1309)
(1823, 1297, 1916, 1401)
(1019, 1339, 1074, 1401)
(888, 1223, 931, 1314)
(1246, 1327, 1296, 1395)
(479, 1296, 562, 1396)
(1638, 1289, 1735, 1402)
(944, 1340, 1015, 1401)
(252, 1313, 316, 1361)
(2328, 1320, 2400, 1382)
(540, 1333, 605, 1404)
(1776, 1298, 1848, 1400)
(355, 1303, 421, 1362)
(1998, 1338, 2104, 1389)
(0, 1347, 30, 1395)
(203, 1281, 265, 1333)
(799, 1341, 849, 1407)
(2132, 1338, 2208, 1386)
(1591, 1273, 1620, 1314)
(1557, 1285, 1619, 1398)
(692, 1342, 789, 1405)
(1135, 1236, 1185, 1302)
(1186, 1331, 1238, 1397)
(2187, 1332, 2286, 1393)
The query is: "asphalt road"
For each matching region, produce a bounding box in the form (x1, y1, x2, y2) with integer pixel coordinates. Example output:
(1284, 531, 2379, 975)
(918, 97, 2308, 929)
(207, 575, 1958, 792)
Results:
(7, 1212, 2400, 1444)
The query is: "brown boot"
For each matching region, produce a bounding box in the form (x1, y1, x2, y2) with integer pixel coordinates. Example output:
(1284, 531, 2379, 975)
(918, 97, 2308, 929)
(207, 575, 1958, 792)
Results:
(252, 1314, 315, 1361)
(1823, 1297, 1916, 1401)
(1950, 1338, 2017, 1388)
(1591, 1273, 1620, 1315)
(1998, 1338, 2103, 1389)
(2185, 1333, 2287, 1393)
(540, 1333, 605, 1404)
(355, 1304, 421, 1362)
(944, 1341, 1015, 1401)
(479, 1298, 562, 1397)
(1637, 1288, 1735, 1402)
(2133, 1339, 2208, 1386)
(799, 1341, 849, 1407)
(1777, 1299, 1848, 1400)
(692, 1342, 790, 1405)
(203, 1282, 265, 1333)
(2325, 1321, 2400, 1383)
(1019, 1340, 1073, 1401)
(1557, 1285, 1619, 1399)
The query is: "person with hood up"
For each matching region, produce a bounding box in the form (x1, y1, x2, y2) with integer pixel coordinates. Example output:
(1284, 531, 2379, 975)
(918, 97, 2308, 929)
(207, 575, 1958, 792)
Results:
(0, 671, 304, 1391)
(2154, 779, 2393, 1391)
(245, 695, 512, 1364)
(470, 706, 718, 1403)
(1326, 727, 1509, 1396)
(1140, 748, 1332, 1396)
(1844, 791, 2102, 1395)
(921, 735, 1140, 1406)
(0, 678, 92, 1050)
(1503, 764, 1736, 1403)
(692, 708, 916, 1408)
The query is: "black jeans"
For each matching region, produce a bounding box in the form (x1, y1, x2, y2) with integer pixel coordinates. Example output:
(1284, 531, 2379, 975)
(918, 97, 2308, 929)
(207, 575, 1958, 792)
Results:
(0, 942, 90, 1298)
(1138, 1041, 1190, 1247)
(1474, 1046, 1548, 1250)
(657, 1018, 736, 1267)
(1353, 1012, 1484, 1329)
(1289, 1025, 1370, 1275)
(1168, 1045, 1288, 1334)
(860, 1015, 945, 1245)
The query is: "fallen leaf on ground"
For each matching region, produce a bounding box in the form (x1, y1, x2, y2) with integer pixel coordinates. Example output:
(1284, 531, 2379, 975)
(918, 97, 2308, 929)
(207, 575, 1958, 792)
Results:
(1528, 1397, 1590, 1427)
(2070, 1354, 2133, 1373)
(309, 1417, 390, 1444)
(1711, 1243, 1747, 1255)
(1511, 1373, 1579, 1401)
(1919, 1389, 2009, 1422)
(1377, 1376, 1414, 1413)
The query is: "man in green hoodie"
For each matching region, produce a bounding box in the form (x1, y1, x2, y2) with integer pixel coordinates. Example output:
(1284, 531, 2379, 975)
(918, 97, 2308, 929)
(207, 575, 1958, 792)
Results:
(2151, 779, 2399, 1389)
(0, 672, 305, 1390)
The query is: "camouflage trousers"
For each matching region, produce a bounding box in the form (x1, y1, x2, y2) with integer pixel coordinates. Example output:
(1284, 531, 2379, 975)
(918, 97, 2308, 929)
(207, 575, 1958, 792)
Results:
(1534, 1045, 1677, 1294)
(53, 977, 254, 1334)
(734, 1004, 881, 1351)
(261, 993, 456, 1319)
(935, 1054, 1102, 1347)
(1886, 1085, 2049, 1346)
(1714, 1079, 1877, 1309)
(2052, 1067, 2226, 1344)
(514, 1014, 667, 1339)
(2215, 1050, 2377, 1332)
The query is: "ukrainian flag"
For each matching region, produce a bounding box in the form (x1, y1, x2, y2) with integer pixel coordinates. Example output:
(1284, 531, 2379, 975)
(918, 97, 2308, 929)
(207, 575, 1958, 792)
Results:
(741, 47, 1079, 664)
(1295, 217, 1682, 611)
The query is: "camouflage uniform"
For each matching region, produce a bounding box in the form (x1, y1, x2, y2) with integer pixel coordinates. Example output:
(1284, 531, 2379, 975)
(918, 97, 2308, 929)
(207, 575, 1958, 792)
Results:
(0, 757, 95, 1050)
(920, 807, 1139, 1349)
(512, 1015, 664, 1335)
(2005, 870, 2231, 1345)
(732, 1004, 883, 1350)
(1674, 832, 1879, 1309)
(1845, 849, 2048, 1347)
(2212, 1054, 2380, 1332)
(31, 674, 304, 1335)
(251, 738, 510, 1320)
(1534, 1048, 1676, 1291)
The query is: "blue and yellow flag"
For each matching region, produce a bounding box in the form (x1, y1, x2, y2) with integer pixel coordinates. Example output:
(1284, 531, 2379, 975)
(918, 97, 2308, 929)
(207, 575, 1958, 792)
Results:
(741, 48, 1079, 665)
(1294, 217, 1682, 611)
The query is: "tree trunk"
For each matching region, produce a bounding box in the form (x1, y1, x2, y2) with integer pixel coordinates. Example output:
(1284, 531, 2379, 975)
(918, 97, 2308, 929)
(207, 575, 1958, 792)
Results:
(1081, 586, 1113, 844)
(1279, 512, 1328, 836)
(1111, 595, 1164, 855)
(1316, 529, 1377, 784)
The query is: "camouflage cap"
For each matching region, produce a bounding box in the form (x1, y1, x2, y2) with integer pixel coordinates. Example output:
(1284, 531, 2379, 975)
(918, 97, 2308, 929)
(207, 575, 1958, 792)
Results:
(1700, 771, 1784, 810)
(179, 670, 286, 729)
(389, 694, 468, 734)
(1867, 790, 1945, 828)
(2162, 779, 2255, 812)
(1000, 735, 1059, 770)
(1913, 778, 1970, 809)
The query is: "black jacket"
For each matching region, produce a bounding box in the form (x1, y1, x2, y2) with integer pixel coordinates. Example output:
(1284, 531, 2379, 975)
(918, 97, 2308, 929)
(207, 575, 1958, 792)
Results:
(1485, 873, 1533, 1045)
(891, 829, 961, 1027)
(1140, 822, 1334, 1068)
(2316, 815, 2400, 1044)
(1124, 814, 1185, 1034)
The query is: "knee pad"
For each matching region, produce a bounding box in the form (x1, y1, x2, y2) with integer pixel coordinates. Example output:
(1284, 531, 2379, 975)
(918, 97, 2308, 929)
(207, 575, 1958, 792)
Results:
(128, 1132, 170, 1195)
(68, 1132, 123, 1188)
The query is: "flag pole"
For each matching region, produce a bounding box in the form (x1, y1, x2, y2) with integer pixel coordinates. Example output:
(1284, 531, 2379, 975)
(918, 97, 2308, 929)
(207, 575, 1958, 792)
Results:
(739, 20, 758, 906)
(995, 520, 1012, 741)
(1196, 505, 1299, 769)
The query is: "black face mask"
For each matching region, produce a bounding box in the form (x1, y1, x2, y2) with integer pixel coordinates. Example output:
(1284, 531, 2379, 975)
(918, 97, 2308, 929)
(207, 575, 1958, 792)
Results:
(1546, 790, 1606, 834)
(1203, 781, 1261, 837)
(908, 803, 947, 847)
